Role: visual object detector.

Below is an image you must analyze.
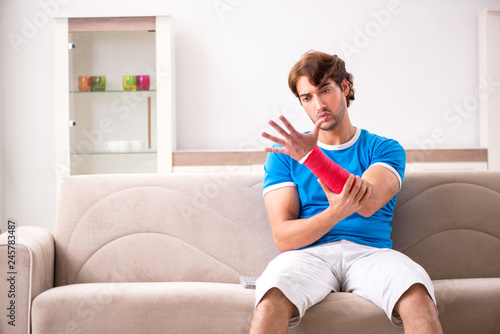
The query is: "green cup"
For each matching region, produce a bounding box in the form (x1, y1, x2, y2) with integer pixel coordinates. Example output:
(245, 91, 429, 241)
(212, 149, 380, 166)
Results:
(122, 75, 137, 91)
(92, 76, 106, 91)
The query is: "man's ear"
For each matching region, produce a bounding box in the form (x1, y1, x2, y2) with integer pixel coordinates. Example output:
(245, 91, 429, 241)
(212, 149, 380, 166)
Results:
(341, 79, 349, 97)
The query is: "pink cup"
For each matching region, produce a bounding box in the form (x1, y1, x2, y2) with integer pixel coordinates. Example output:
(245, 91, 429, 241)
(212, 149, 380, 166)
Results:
(136, 75, 150, 91)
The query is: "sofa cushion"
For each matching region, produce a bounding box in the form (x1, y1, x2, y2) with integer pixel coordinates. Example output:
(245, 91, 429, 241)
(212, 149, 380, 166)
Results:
(32, 278, 500, 333)
(291, 292, 400, 334)
(54, 174, 280, 286)
(392, 171, 500, 279)
(31, 282, 399, 334)
(294, 277, 500, 334)
(32, 282, 255, 334)
(433, 278, 500, 334)
(55, 171, 500, 286)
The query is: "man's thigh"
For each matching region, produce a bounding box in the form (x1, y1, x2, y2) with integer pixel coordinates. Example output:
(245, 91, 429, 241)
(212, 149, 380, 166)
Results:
(255, 245, 342, 325)
(343, 244, 435, 326)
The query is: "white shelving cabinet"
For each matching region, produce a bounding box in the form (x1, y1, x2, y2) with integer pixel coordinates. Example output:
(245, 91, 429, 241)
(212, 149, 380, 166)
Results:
(54, 16, 175, 182)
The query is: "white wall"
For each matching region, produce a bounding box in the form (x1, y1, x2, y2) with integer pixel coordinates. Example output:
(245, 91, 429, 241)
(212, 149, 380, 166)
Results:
(1, 0, 499, 232)
(0, 3, 4, 233)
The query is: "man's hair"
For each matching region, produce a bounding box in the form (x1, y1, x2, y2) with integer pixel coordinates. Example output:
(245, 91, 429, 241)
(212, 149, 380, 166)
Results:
(288, 51, 355, 107)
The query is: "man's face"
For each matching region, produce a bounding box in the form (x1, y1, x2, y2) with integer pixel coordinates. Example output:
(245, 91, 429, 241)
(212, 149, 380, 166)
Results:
(296, 76, 348, 131)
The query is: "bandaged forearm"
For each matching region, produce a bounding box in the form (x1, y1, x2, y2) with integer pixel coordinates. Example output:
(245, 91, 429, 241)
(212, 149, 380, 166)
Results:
(300, 146, 352, 194)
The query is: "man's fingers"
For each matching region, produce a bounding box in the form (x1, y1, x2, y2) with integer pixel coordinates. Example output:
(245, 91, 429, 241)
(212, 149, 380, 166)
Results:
(351, 175, 362, 194)
(264, 146, 286, 154)
(268, 119, 290, 139)
(312, 118, 325, 135)
(353, 177, 366, 199)
(262, 131, 286, 146)
(350, 177, 371, 206)
(317, 178, 333, 195)
(278, 115, 298, 134)
(359, 186, 372, 205)
(342, 174, 356, 194)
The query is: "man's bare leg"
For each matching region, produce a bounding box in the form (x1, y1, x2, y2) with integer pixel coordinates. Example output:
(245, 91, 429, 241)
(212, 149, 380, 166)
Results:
(249, 288, 298, 334)
(394, 283, 444, 334)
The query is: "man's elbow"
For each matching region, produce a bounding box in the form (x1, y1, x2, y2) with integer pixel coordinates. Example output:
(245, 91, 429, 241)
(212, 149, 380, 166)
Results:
(272, 235, 296, 253)
(273, 239, 291, 253)
(357, 202, 379, 217)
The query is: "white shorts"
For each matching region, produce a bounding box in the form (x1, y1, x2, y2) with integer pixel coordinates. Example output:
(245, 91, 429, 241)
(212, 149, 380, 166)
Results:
(255, 240, 436, 328)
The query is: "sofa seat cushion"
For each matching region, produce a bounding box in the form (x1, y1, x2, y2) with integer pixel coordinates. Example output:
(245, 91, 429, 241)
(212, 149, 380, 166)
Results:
(294, 278, 500, 334)
(293, 292, 399, 334)
(31, 282, 256, 334)
(433, 278, 500, 334)
(31, 278, 500, 334)
(31, 282, 399, 334)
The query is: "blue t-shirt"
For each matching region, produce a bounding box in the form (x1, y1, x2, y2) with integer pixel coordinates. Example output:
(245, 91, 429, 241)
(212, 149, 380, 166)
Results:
(263, 128, 406, 249)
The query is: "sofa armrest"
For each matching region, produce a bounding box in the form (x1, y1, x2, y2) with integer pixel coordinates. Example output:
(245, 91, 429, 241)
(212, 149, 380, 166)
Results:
(0, 225, 54, 334)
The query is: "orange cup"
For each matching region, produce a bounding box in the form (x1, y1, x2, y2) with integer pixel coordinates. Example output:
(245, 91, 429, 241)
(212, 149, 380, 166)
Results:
(78, 76, 93, 91)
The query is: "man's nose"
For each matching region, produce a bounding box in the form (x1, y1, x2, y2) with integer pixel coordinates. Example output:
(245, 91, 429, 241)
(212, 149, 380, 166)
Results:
(314, 95, 326, 112)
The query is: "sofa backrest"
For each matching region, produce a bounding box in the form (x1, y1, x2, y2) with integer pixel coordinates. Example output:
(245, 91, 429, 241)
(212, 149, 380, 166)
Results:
(54, 173, 279, 286)
(391, 170, 500, 280)
(54, 171, 500, 286)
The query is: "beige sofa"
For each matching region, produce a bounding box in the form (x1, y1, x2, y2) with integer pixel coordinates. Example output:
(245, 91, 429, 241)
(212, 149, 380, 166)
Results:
(1, 171, 500, 333)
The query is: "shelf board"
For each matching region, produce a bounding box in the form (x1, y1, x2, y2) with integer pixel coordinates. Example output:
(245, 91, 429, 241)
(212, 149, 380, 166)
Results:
(71, 151, 157, 155)
(406, 149, 488, 163)
(69, 17, 156, 32)
(172, 149, 488, 166)
(70, 90, 156, 93)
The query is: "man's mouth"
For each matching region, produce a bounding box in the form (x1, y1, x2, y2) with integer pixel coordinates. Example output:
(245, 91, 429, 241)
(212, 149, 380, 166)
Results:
(318, 112, 329, 121)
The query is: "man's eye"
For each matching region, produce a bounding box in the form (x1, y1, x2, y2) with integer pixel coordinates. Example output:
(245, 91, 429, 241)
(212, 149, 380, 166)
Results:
(322, 88, 330, 94)
(302, 96, 311, 102)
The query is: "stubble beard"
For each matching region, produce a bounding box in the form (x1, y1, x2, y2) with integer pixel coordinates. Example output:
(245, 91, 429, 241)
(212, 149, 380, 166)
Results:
(318, 98, 347, 131)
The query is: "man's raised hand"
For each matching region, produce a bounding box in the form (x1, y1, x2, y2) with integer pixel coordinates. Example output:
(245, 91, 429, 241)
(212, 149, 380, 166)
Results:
(261, 115, 324, 162)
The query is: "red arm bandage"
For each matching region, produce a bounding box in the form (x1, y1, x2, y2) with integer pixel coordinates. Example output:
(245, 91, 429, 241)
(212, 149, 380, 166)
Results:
(301, 146, 352, 194)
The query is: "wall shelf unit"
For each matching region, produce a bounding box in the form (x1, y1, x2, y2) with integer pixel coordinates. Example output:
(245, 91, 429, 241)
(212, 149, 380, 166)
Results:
(54, 15, 175, 180)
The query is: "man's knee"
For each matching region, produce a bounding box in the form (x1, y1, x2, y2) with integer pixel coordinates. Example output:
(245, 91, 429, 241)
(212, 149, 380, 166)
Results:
(394, 284, 443, 333)
(395, 283, 435, 314)
(257, 288, 297, 316)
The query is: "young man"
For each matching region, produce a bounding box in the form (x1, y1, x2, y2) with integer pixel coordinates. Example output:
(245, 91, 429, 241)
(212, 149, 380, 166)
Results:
(249, 51, 443, 334)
